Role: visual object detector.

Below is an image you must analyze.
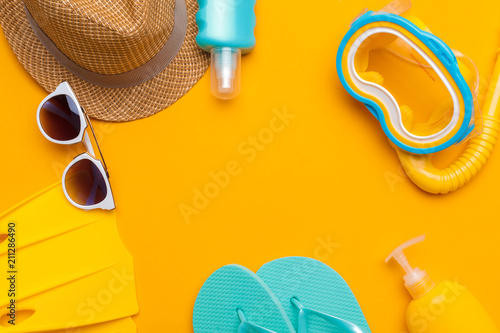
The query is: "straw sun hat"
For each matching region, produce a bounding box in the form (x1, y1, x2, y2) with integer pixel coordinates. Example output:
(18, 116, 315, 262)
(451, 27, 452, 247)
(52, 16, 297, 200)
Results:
(0, 0, 210, 121)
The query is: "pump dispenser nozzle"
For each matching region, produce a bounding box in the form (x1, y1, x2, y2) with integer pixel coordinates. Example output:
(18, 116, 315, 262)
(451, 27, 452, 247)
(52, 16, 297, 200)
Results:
(386, 235, 435, 298)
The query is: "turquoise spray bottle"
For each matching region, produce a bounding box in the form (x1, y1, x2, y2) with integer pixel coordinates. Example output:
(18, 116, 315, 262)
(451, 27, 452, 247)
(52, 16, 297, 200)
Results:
(196, 0, 256, 99)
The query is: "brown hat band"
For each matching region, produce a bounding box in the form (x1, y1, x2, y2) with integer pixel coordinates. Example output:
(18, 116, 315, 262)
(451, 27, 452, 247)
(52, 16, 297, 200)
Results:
(24, 0, 188, 89)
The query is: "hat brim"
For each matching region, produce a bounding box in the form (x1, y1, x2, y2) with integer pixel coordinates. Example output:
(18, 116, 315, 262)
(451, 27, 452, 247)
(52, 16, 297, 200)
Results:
(0, 0, 210, 122)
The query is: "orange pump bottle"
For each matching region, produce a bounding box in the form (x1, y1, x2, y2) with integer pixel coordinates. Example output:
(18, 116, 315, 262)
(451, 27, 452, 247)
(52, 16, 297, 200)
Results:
(386, 236, 499, 333)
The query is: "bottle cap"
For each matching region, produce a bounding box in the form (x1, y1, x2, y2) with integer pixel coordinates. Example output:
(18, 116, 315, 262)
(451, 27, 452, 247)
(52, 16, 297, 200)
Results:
(211, 47, 241, 99)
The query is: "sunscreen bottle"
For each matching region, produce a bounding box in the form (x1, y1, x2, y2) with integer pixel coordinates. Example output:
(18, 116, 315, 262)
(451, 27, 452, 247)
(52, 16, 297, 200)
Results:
(386, 236, 499, 333)
(196, 0, 256, 99)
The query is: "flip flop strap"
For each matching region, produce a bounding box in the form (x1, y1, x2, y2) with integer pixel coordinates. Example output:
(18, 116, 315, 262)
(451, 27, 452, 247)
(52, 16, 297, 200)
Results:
(237, 309, 279, 333)
(291, 298, 366, 333)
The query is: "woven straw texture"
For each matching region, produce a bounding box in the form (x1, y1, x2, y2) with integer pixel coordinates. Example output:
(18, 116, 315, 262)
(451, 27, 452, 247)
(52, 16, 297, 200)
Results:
(0, 0, 209, 122)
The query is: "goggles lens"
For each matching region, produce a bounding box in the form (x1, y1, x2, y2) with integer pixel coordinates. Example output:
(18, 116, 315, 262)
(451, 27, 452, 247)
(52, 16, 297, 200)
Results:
(354, 32, 458, 137)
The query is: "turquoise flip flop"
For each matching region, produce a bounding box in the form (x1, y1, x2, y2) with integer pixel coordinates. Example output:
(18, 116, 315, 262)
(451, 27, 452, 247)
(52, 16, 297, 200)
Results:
(257, 257, 371, 333)
(193, 264, 296, 333)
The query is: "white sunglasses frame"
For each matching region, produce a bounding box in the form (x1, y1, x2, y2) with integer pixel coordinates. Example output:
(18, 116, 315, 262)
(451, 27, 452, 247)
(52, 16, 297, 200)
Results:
(36, 81, 115, 210)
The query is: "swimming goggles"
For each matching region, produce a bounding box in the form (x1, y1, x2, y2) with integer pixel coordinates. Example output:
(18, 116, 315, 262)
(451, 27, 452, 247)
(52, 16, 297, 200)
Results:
(337, 0, 480, 154)
(37, 81, 115, 210)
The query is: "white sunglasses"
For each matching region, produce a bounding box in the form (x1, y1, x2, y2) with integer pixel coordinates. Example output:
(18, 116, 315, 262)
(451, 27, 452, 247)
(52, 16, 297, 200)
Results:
(37, 82, 115, 210)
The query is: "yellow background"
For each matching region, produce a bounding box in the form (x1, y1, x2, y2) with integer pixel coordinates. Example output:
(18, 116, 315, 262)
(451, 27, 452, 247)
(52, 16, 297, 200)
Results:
(1, 0, 500, 331)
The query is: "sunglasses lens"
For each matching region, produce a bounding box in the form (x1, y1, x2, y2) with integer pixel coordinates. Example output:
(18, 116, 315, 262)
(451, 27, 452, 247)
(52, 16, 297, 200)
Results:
(65, 159, 108, 206)
(39, 95, 81, 141)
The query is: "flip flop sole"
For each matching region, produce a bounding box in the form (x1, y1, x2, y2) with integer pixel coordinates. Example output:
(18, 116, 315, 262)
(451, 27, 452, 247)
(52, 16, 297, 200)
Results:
(257, 257, 371, 333)
(193, 264, 295, 333)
